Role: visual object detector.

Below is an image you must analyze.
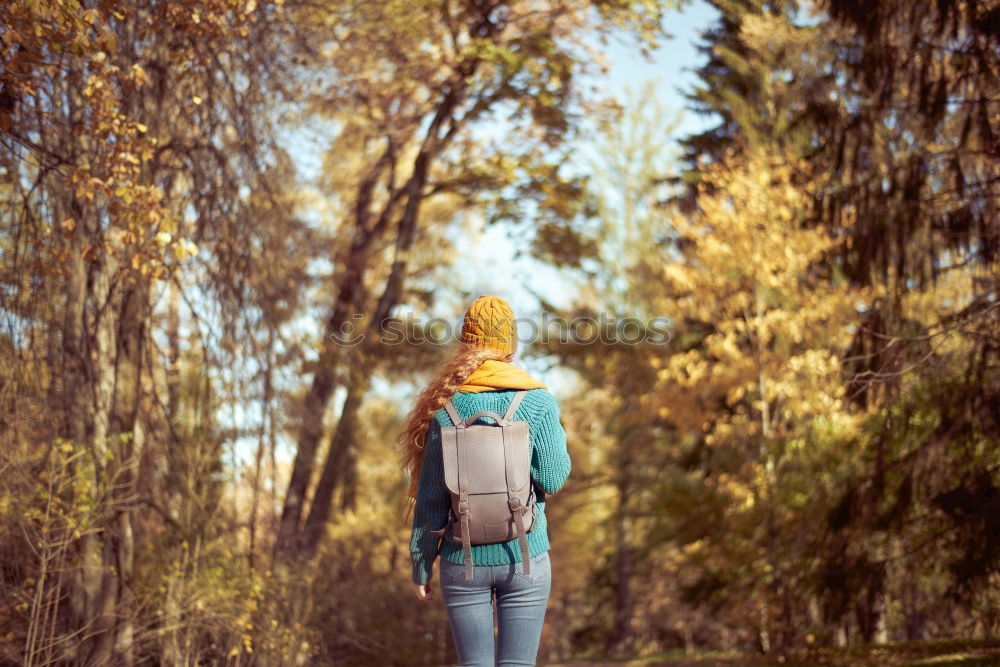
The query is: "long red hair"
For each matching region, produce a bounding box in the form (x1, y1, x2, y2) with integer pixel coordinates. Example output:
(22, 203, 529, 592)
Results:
(397, 343, 513, 505)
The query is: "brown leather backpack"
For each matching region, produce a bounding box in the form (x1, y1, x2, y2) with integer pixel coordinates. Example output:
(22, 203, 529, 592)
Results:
(430, 390, 536, 582)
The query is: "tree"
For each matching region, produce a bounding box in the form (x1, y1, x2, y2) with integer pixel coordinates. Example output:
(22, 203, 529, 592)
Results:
(272, 0, 673, 568)
(648, 147, 880, 650)
(672, 0, 822, 203)
(536, 81, 687, 655)
(0, 0, 295, 661)
(670, 1, 999, 644)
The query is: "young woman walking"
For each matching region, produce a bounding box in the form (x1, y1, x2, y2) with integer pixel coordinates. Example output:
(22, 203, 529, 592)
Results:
(399, 295, 572, 667)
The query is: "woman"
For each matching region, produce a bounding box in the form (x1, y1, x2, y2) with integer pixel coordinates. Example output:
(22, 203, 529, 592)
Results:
(399, 295, 571, 667)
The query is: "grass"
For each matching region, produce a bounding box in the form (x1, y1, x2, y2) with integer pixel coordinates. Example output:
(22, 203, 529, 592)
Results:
(546, 638, 1000, 667)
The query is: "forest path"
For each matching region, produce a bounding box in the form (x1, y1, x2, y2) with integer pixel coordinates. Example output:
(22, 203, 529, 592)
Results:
(544, 639, 1000, 667)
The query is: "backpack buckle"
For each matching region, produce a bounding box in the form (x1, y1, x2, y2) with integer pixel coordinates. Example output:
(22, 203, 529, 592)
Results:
(457, 499, 470, 515)
(508, 496, 524, 513)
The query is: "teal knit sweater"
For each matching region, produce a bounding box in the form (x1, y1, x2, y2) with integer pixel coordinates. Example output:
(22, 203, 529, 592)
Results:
(409, 388, 571, 585)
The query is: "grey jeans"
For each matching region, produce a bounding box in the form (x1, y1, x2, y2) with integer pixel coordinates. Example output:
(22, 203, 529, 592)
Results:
(439, 550, 552, 667)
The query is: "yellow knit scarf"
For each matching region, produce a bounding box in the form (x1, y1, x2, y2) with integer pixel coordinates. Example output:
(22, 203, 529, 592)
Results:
(457, 359, 548, 393)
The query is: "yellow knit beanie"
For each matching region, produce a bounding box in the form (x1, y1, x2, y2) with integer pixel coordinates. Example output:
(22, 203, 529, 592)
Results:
(460, 295, 517, 355)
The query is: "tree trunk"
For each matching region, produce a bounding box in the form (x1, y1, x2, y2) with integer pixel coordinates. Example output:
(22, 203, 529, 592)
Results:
(301, 376, 366, 556)
(606, 459, 633, 656)
(275, 78, 458, 563)
(60, 188, 150, 666)
(109, 278, 148, 666)
(250, 328, 276, 569)
(273, 255, 368, 564)
(758, 599, 771, 653)
(67, 247, 122, 664)
(61, 193, 92, 667)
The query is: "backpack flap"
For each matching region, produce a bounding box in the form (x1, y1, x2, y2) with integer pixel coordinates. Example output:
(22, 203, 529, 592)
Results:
(440, 423, 512, 496)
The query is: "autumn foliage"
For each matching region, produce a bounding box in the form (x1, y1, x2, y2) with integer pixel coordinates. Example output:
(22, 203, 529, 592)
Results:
(0, 0, 997, 665)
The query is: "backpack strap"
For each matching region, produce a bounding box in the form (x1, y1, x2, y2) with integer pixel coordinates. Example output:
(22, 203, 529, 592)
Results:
(501, 394, 532, 577)
(503, 390, 528, 421)
(461, 410, 507, 427)
(443, 399, 462, 427)
(445, 390, 527, 428)
(456, 420, 474, 582)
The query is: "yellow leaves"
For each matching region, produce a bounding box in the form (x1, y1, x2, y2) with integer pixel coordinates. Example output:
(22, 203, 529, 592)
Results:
(646, 149, 874, 460)
(82, 74, 104, 97)
(173, 238, 199, 261)
(787, 349, 838, 376)
(707, 328, 746, 360)
(192, 95, 204, 105)
(726, 383, 749, 406)
(245, 0, 258, 14)
(113, 185, 133, 204)
(98, 30, 118, 54)
(716, 469, 756, 509)
(662, 262, 695, 291)
(59, 169, 190, 279)
(740, 13, 814, 52)
(131, 64, 151, 88)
